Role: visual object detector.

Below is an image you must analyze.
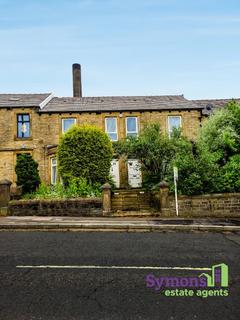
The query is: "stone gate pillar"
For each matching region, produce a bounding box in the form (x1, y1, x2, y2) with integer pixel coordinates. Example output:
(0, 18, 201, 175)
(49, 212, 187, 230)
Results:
(0, 179, 12, 216)
(159, 181, 170, 215)
(101, 183, 112, 216)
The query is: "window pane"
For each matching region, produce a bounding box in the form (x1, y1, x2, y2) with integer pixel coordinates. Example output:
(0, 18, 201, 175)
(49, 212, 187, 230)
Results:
(18, 124, 23, 137)
(109, 133, 118, 141)
(17, 120, 30, 137)
(63, 119, 76, 133)
(106, 118, 116, 133)
(127, 132, 137, 138)
(52, 166, 57, 184)
(169, 116, 181, 131)
(127, 118, 137, 132)
(24, 122, 30, 137)
(51, 158, 57, 184)
(23, 114, 30, 122)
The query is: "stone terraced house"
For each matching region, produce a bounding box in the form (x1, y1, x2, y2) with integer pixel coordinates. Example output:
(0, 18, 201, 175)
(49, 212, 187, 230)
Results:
(0, 64, 238, 189)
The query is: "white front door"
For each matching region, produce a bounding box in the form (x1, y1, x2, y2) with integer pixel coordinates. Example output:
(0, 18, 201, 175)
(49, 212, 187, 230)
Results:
(110, 159, 120, 188)
(128, 159, 142, 188)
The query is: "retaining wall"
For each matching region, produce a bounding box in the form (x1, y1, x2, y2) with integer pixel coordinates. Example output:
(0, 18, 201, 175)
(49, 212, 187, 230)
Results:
(167, 193, 240, 217)
(8, 198, 102, 216)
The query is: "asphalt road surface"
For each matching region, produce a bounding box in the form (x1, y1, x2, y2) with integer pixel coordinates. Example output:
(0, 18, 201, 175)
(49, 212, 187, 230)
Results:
(0, 231, 239, 320)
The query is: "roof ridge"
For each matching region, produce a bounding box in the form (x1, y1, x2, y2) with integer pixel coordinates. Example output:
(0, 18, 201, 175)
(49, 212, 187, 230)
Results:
(192, 98, 240, 101)
(0, 93, 52, 96)
(54, 94, 184, 99)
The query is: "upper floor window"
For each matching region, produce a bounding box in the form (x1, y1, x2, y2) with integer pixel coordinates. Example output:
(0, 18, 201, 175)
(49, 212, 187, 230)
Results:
(105, 117, 118, 141)
(17, 114, 30, 138)
(62, 118, 76, 133)
(126, 117, 138, 137)
(168, 116, 181, 137)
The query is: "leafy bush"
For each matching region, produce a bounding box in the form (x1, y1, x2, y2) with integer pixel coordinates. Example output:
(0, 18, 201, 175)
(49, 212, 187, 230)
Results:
(58, 125, 113, 185)
(198, 103, 240, 165)
(220, 155, 240, 192)
(15, 154, 41, 194)
(114, 113, 240, 195)
(167, 148, 221, 195)
(23, 177, 101, 200)
(114, 123, 176, 188)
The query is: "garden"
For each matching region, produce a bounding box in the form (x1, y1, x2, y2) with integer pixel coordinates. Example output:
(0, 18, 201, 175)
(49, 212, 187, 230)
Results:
(15, 101, 240, 199)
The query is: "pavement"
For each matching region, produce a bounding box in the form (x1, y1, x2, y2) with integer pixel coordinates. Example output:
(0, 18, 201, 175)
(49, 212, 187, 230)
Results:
(0, 231, 239, 319)
(1, 216, 240, 232)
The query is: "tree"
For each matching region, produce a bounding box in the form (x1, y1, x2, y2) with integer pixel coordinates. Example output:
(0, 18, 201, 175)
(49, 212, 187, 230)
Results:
(15, 154, 41, 194)
(198, 102, 240, 165)
(221, 155, 240, 192)
(168, 146, 221, 195)
(114, 123, 189, 188)
(57, 125, 113, 185)
(114, 122, 223, 195)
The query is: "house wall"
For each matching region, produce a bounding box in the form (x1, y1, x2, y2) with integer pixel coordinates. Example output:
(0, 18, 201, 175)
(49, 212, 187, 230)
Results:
(0, 107, 202, 187)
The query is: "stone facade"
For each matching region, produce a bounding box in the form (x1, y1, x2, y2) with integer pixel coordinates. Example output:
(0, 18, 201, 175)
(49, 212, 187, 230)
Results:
(0, 106, 202, 188)
(0, 66, 231, 189)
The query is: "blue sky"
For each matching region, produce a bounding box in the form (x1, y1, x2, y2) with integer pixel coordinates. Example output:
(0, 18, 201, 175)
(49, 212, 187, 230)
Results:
(0, 0, 240, 99)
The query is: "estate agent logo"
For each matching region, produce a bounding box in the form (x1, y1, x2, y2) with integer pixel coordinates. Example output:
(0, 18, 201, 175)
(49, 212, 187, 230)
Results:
(146, 263, 229, 298)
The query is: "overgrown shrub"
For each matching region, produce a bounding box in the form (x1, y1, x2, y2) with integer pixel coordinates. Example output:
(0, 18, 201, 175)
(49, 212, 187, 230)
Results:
(167, 148, 221, 195)
(221, 155, 240, 192)
(114, 123, 177, 188)
(114, 105, 240, 195)
(198, 103, 240, 165)
(58, 125, 113, 185)
(15, 154, 41, 194)
(23, 177, 101, 199)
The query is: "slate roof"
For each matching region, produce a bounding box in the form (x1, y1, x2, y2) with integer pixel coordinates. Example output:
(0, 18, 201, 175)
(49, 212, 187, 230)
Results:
(2, 93, 239, 113)
(40, 95, 202, 113)
(193, 98, 240, 108)
(0, 93, 52, 108)
(192, 98, 240, 115)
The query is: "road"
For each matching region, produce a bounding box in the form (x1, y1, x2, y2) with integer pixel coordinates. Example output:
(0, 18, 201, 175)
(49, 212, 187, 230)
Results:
(0, 231, 239, 320)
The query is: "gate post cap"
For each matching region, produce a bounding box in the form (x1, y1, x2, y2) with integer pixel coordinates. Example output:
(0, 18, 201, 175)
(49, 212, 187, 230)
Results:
(101, 182, 111, 190)
(159, 181, 169, 188)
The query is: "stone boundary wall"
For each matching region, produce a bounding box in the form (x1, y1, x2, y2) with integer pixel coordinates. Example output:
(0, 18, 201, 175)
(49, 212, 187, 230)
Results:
(8, 198, 102, 216)
(168, 193, 240, 217)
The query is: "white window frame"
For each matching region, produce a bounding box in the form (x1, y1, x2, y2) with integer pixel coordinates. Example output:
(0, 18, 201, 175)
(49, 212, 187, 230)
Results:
(50, 157, 57, 185)
(105, 117, 118, 141)
(126, 117, 138, 137)
(167, 116, 182, 137)
(62, 118, 77, 134)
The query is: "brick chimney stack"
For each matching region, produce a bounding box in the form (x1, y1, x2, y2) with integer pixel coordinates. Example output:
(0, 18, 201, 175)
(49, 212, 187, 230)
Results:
(72, 63, 82, 98)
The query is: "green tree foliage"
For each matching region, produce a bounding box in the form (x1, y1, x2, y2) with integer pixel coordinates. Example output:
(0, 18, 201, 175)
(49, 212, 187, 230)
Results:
(168, 147, 221, 195)
(15, 153, 41, 194)
(198, 102, 240, 165)
(114, 123, 173, 187)
(221, 155, 240, 192)
(114, 101, 240, 195)
(58, 125, 113, 185)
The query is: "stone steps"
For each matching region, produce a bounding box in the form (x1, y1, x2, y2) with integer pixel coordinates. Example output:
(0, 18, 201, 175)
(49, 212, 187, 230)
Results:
(111, 189, 152, 212)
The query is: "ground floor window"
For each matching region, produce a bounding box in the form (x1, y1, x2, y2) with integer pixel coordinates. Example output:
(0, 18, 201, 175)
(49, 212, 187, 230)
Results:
(51, 158, 57, 185)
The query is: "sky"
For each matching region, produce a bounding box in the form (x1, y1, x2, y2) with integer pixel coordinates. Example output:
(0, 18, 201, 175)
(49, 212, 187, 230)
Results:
(0, 0, 240, 99)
